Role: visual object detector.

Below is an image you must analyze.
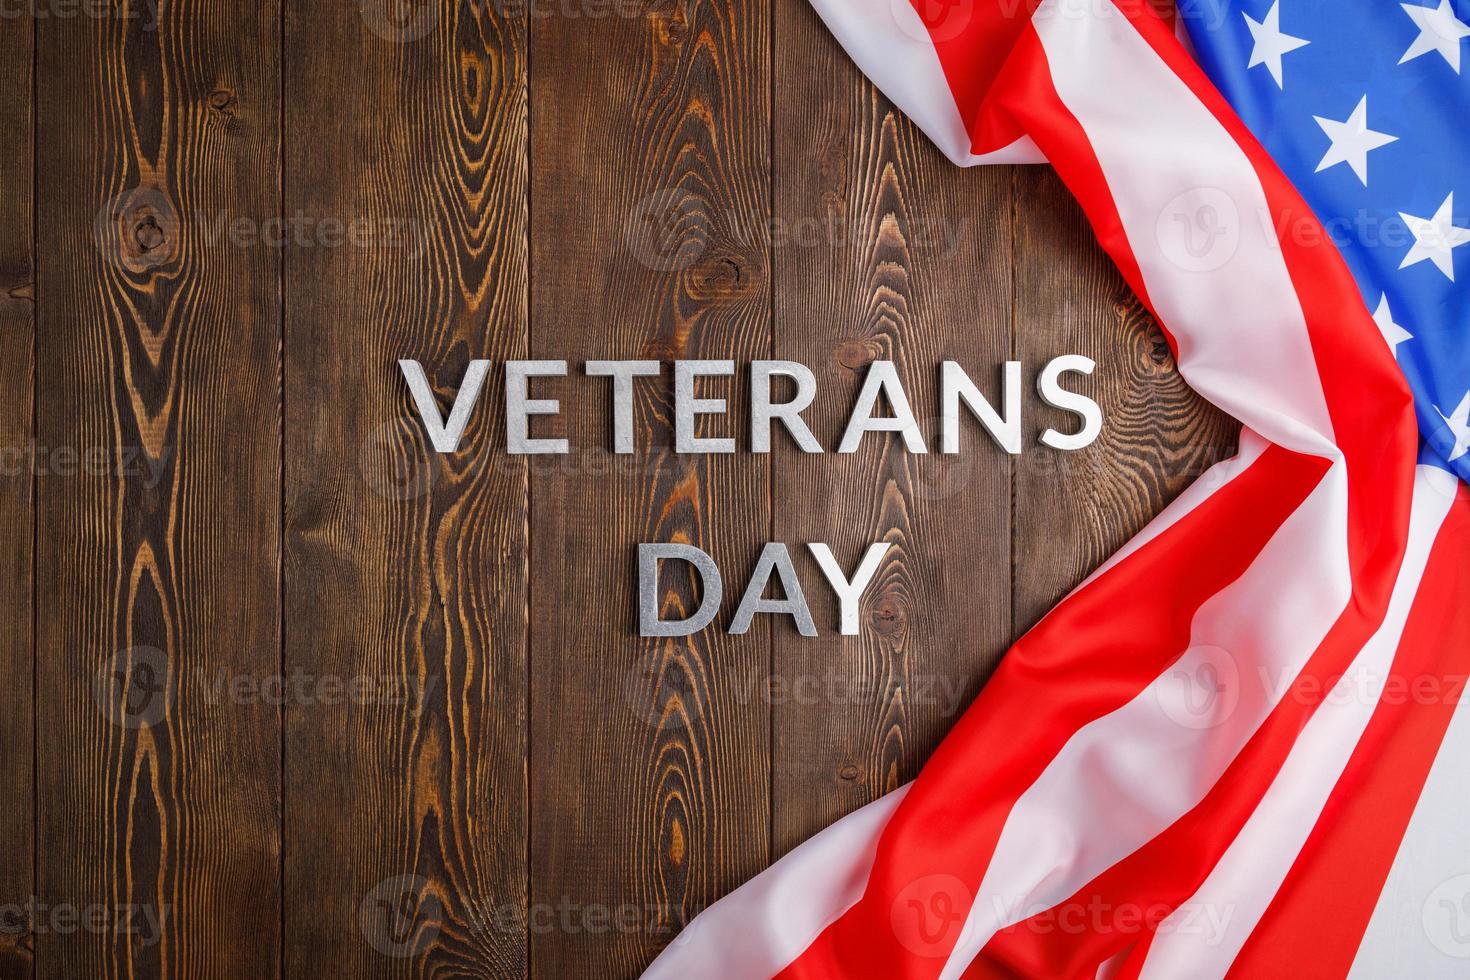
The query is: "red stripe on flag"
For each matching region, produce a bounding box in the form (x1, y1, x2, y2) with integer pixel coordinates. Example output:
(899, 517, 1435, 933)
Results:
(922, 0, 1041, 155)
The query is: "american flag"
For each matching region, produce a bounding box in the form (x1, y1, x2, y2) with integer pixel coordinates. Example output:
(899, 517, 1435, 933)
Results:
(645, 0, 1470, 977)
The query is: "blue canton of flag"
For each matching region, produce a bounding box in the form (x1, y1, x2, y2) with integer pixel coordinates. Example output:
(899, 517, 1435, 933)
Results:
(1184, 0, 1470, 479)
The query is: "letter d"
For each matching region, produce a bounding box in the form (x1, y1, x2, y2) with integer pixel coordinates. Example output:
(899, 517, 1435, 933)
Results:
(638, 544, 723, 637)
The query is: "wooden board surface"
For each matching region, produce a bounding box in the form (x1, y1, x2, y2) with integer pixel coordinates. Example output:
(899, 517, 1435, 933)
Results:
(7, 3, 1237, 977)
(528, 1, 773, 974)
(1011, 168, 1240, 633)
(0, 7, 34, 978)
(770, 0, 1014, 854)
(282, 1, 529, 976)
(33, 0, 283, 976)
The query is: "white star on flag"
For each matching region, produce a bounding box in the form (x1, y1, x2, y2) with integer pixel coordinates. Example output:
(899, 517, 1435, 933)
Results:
(1398, 192, 1470, 280)
(1399, 0, 1470, 72)
(1371, 294, 1414, 350)
(1313, 96, 1397, 186)
(1437, 391, 1470, 460)
(1244, 1, 1310, 88)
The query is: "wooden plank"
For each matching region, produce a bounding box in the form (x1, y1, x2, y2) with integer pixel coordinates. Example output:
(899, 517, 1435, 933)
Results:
(1011, 169, 1240, 631)
(0, 7, 33, 978)
(769, 2, 1015, 853)
(528, 0, 772, 974)
(281, 0, 528, 976)
(33, 0, 282, 975)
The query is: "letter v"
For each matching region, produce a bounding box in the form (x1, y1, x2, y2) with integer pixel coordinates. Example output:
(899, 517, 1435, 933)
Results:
(399, 359, 490, 453)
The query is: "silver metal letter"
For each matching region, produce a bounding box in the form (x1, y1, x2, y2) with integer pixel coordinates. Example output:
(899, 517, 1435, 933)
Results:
(399, 358, 490, 454)
(808, 542, 891, 636)
(729, 543, 816, 636)
(674, 360, 736, 454)
(837, 361, 927, 454)
(586, 360, 662, 454)
(639, 543, 723, 637)
(940, 360, 1022, 454)
(1038, 354, 1103, 451)
(751, 360, 822, 453)
(506, 360, 570, 455)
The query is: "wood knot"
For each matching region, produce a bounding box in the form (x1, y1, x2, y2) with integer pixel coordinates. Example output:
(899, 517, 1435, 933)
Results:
(834, 339, 877, 371)
(686, 253, 754, 301)
(208, 88, 237, 117)
(656, 7, 690, 45)
(98, 186, 180, 272)
(838, 764, 860, 781)
(134, 215, 167, 254)
(1147, 333, 1173, 366)
(869, 599, 907, 637)
(6, 283, 33, 303)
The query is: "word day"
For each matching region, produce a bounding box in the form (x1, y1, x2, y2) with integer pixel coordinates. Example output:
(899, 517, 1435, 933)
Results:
(638, 542, 891, 638)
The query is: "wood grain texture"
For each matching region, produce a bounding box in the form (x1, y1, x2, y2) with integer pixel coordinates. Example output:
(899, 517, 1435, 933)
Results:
(0, 8, 33, 979)
(1011, 169, 1240, 632)
(770, 1, 1013, 855)
(282, 0, 528, 976)
(33, 0, 282, 976)
(528, 0, 772, 974)
(11, 10, 1253, 976)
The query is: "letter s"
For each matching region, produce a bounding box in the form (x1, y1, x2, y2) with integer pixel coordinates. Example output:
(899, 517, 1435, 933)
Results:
(1037, 355, 1102, 451)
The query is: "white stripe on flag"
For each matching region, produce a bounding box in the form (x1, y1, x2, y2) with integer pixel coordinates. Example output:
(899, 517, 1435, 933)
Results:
(641, 785, 910, 979)
(1139, 465, 1458, 980)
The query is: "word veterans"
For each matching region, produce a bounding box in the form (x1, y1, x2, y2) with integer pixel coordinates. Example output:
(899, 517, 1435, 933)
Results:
(399, 356, 1103, 456)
